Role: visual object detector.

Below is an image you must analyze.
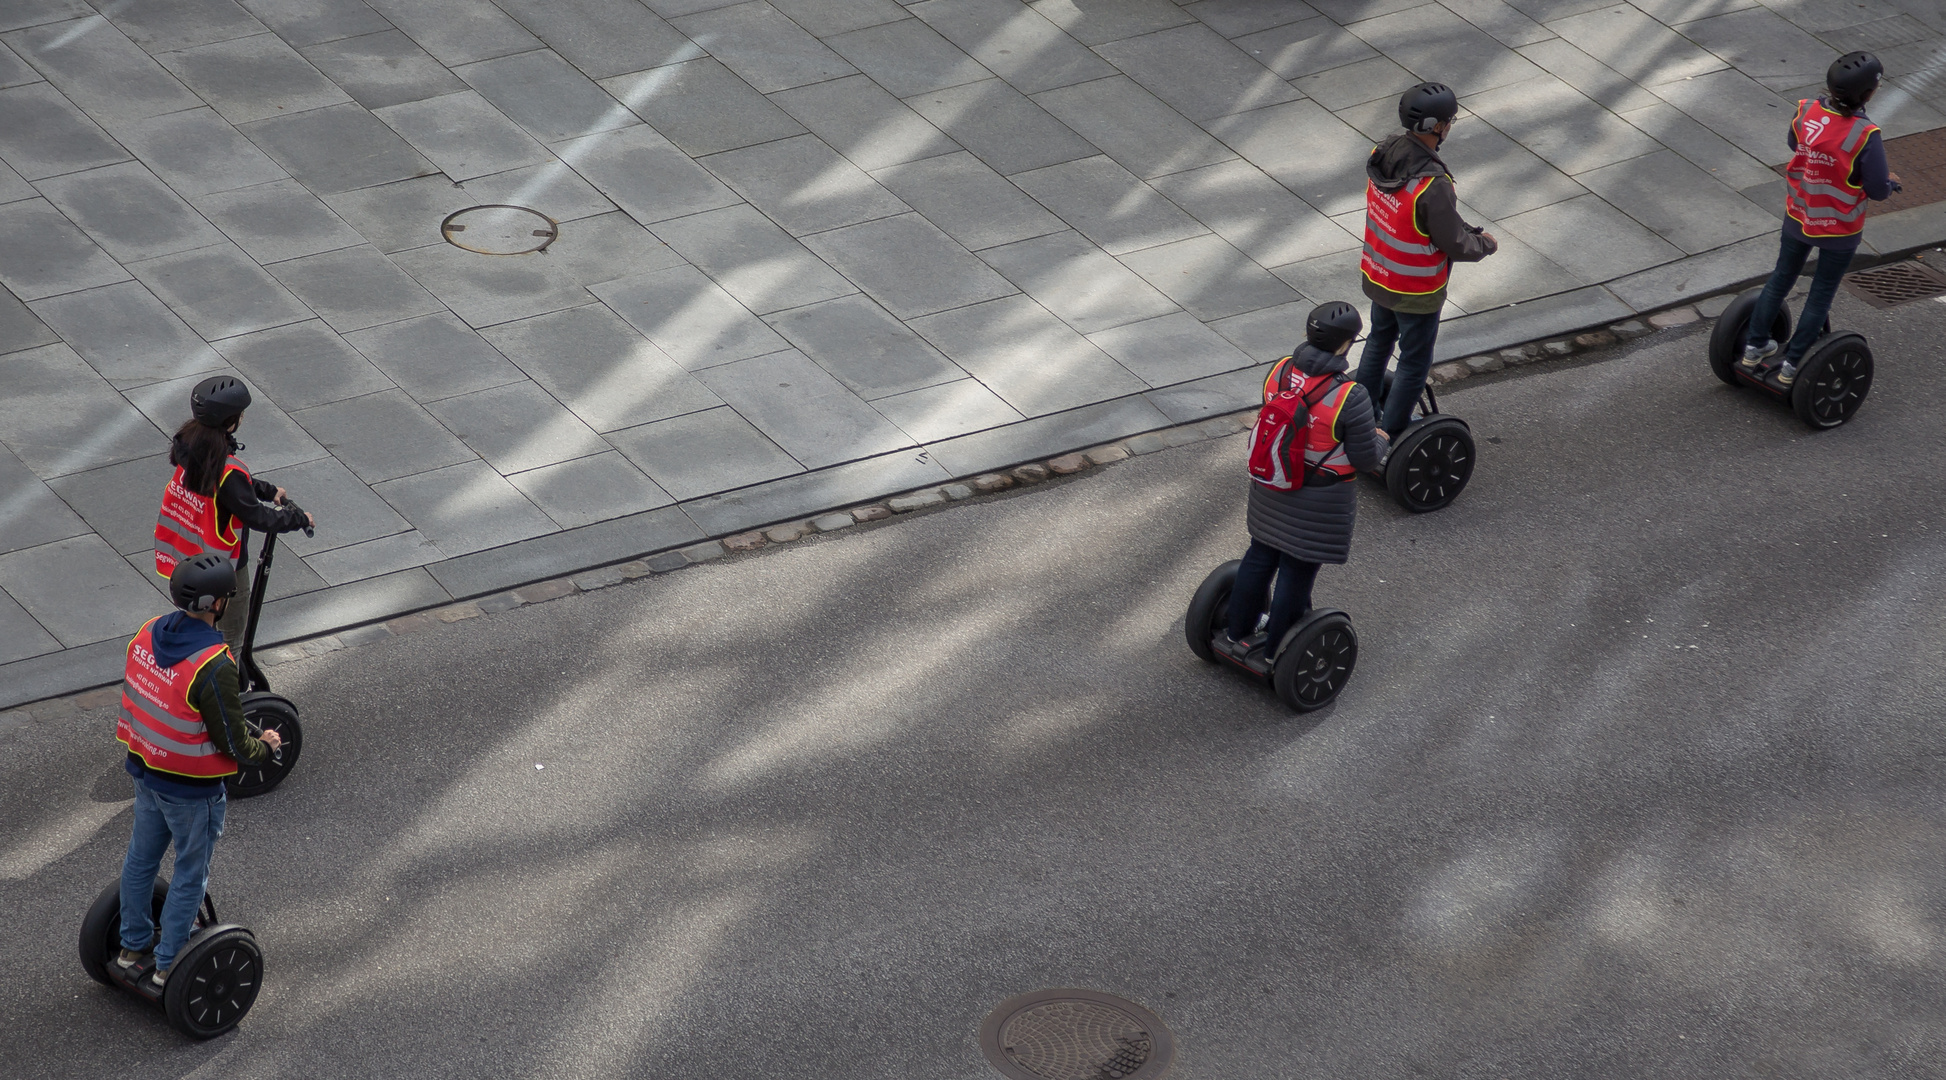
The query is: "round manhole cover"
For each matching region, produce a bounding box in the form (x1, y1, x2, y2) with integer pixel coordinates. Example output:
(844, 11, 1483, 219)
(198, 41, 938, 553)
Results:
(979, 989, 1174, 1080)
(440, 204, 559, 255)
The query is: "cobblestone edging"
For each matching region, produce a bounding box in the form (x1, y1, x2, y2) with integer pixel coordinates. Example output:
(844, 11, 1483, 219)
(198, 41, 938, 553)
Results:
(0, 286, 1765, 724)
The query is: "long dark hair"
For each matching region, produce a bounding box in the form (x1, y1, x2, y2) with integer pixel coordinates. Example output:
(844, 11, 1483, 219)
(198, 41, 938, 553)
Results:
(170, 419, 233, 496)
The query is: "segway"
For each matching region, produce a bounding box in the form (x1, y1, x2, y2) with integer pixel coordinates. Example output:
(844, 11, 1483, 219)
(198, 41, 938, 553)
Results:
(1185, 560, 1357, 712)
(228, 512, 310, 798)
(1707, 287, 1872, 428)
(1373, 373, 1474, 512)
(79, 878, 264, 1039)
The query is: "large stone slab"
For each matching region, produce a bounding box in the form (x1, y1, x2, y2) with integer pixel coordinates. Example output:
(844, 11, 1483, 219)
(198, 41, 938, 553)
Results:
(908, 0, 1116, 94)
(591, 265, 789, 370)
(193, 178, 365, 264)
(869, 151, 1065, 252)
(28, 280, 222, 387)
(764, 293, 963, 401)
(0, 198, 129, 300)
(289, 387, 478, 484)
(1010, 155, 1209, 255)
(0, 533, 163, 646)
(345, 312, 528, 404)
(302, 29, 468, 111)
(601, 58, 805, 157)
(920, 393, 1170, 476)
(605, 405, 803, 500)
(668, 1, 857, 92)
(651, 204, 859, 318)
(480, 303, 723, 432)
(908, 293, 1148, 416)
(158, 31, 353, 125)
(770, 74, 958, 172)
(127, 241, 313, 340)
(0, 343, 161, 478)
(241, 102, 437, 194)
(802, 212, 1017, 319)
(695, 348, 914, 469)
(1093, 22, 1300, 121)
(977, 229, 1177, 334)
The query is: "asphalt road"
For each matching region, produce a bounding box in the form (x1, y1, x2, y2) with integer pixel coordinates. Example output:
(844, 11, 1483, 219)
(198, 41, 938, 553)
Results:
(4, 288, 1943, 1079)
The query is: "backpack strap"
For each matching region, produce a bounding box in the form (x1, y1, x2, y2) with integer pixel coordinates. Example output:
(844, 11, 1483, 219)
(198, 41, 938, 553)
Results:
(1294, 374, 1348, 489)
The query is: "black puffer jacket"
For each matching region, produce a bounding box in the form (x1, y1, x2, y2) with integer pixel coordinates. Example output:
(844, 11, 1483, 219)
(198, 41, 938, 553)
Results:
(1246, 345, 1385, 565)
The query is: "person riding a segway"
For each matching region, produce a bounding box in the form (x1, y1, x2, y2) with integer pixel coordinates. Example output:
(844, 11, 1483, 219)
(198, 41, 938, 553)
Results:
(1737, 51, 1900, 391)
(1186, 302, 1383, 711)
(154, 376, 314, 654)
(112, 554, 278, 996)
(1354, 82, 1497, 440)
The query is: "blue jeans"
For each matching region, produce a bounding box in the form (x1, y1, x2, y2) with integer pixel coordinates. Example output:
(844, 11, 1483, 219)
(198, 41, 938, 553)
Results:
(1228, 540, 1321, 649)
(1355, 303, 1442, 437)
(121, 780, 226, 972)
(1747, 232, 1855, 364)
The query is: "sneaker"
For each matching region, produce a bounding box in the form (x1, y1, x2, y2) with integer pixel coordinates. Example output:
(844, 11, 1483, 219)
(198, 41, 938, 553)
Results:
(1740, 339, 1778, 368)
(115, 948, 147, 972)
(1776, 361, 1798, 386)
(147, 967, 168, 990)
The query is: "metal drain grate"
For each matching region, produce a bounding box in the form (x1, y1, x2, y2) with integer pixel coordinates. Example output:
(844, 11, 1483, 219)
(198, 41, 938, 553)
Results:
(440, 204, 558, 255)
(979, 989, 1174, 1080)
(1843, 260, 1946, 309)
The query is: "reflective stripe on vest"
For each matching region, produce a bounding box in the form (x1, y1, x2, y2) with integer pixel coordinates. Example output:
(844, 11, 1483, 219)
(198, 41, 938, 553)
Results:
(116, 616, 239, 779)
(1784, 99, 1878, 238)
(154, 457, 249, 578)
(1361, 175, 1450, 295)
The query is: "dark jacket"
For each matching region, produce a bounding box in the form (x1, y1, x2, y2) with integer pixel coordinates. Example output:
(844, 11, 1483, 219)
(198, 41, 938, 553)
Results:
(1246, 345, 1386, 565)
(1361, 133, 1497, 314)
(1782, 99, 1894, 253)
(170, 434, 308, 567)
(124, 612, 269, 798)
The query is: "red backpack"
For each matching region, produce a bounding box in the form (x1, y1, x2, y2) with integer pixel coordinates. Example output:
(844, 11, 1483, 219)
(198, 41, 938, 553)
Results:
(1247, 363, 1353, 490)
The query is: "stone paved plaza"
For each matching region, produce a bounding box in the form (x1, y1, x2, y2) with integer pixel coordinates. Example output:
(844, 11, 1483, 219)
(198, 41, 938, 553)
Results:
(2, 0, 1944, 704)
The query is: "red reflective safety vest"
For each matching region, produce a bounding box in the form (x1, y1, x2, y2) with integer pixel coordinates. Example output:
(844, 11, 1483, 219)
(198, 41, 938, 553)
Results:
(154, 456, 249, 579)
(1361, 174, 1450, 295)
(1785, 99, 1878, 239)
(1248, 358, 1356, 490)
(117, 616, 239, 780)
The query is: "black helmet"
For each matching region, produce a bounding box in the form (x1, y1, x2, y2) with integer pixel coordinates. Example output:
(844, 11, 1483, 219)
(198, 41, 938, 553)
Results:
(169, 552, 236, 613)
(1826, 51, 1882, 109)
(1399, 82, 1459, 133)
(190, 375, 251, 428)
(1303, 301, 1362, 352)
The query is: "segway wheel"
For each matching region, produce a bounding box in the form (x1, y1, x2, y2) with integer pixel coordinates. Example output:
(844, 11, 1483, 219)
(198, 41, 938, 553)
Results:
(1708, 288, 1792, 387)
(163, 927, 262, 1039)
(1184, 560, 1241, 663)
(227, 692, 301, 799)
(1271, 610, 1358, 712)
(1791, 333, 1872, 429)
(1384, 417, 1474, 513)
(79, 879, 168, 986)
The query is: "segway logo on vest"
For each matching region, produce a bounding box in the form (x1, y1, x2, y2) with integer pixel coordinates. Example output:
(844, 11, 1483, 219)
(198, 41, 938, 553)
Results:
(1802, 149, 1839, 166)
(131, 643, 179, 682)
(1801, 114, 1830, 144)
(168, 481, 209, 513)
(1372, 189, 1403, 212)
